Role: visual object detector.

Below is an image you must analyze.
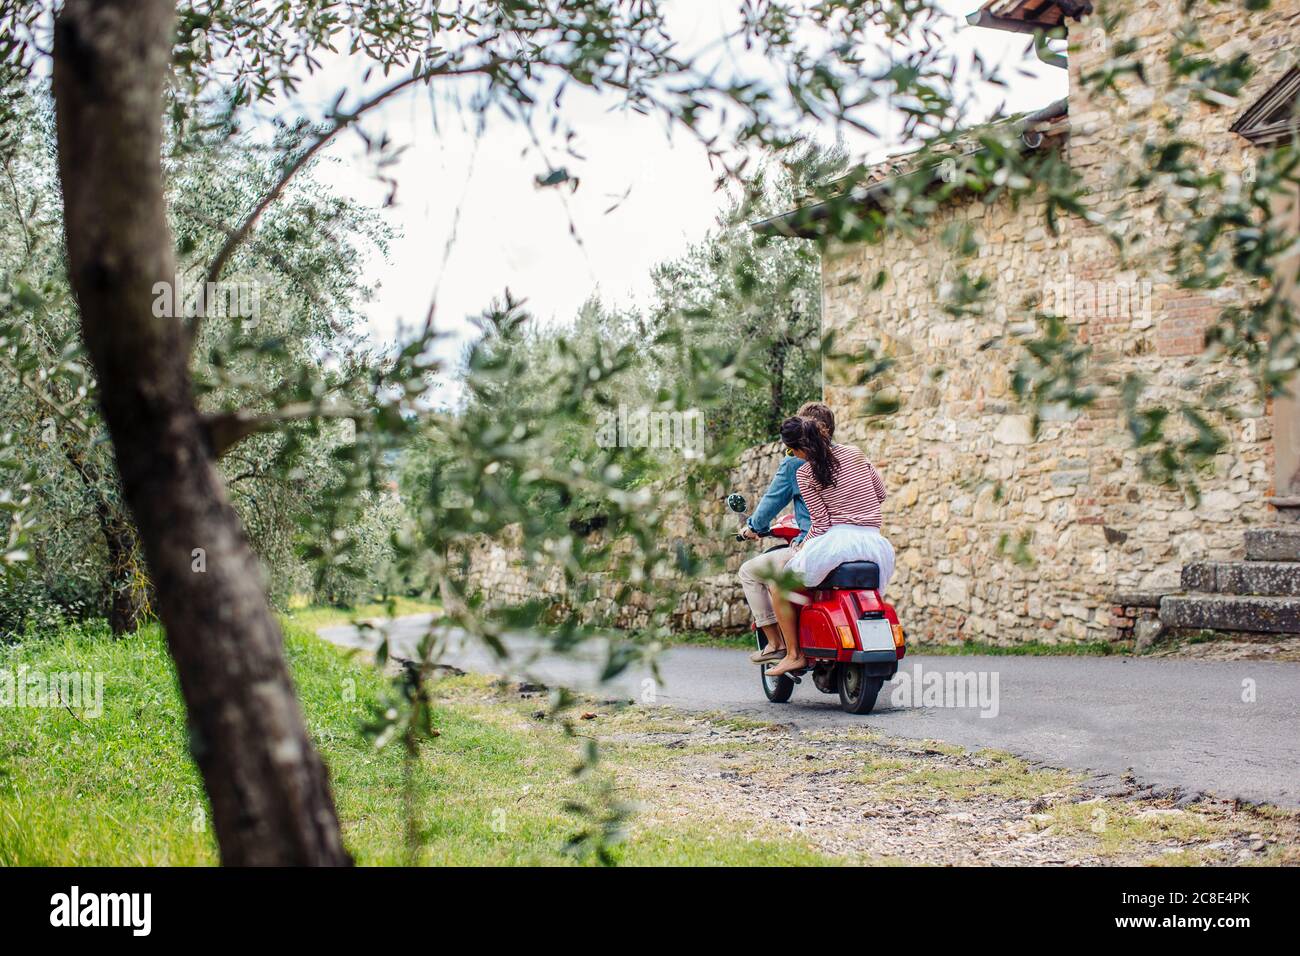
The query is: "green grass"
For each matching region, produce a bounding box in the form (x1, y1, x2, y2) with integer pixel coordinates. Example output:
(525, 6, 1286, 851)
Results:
(283, 595, 441, 632)
(0, 623, 595, 865)
(867, 750, 1076, 801)
(616, 826, 834, 865)
(0, 622, 215, 865)
(1044, 801, 1230, 862)
(0, 621, 831, 866)
(909, 639, 1125, 657)
(640, 629, 752, 649)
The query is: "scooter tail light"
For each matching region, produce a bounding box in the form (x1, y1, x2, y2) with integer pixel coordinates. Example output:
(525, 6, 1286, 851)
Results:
(892, 624, 905, 650)
(837, 625, 855, 649)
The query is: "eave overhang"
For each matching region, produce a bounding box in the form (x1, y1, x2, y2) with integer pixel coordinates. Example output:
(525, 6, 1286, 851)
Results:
(966, 0, 1091, 34)
(752, 98, 1069, 240)
(967, 0, 1091, 67)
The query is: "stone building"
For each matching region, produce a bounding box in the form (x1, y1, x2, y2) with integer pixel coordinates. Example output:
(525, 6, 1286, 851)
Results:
(465, 1, 1300, 647)
(753, 0, 1300, 646)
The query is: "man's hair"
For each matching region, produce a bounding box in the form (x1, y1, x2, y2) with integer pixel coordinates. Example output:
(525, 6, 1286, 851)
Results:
(797, 401, 835, 438)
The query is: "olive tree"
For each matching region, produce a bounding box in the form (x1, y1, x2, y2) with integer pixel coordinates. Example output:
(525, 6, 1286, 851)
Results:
(0, 0, 1286, 865)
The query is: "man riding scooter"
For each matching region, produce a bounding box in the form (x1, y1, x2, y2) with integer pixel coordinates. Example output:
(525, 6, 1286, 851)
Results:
(737, 401, 837, 665)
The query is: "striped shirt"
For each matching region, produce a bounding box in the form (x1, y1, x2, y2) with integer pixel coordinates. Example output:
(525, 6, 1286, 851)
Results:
(795, 444, 887, 541)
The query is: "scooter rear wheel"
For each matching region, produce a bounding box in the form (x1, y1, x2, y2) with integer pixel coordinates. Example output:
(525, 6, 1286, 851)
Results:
(755, 631, 795, 703)
(761, 662, 795, 703)
(838, 664, 883, 714)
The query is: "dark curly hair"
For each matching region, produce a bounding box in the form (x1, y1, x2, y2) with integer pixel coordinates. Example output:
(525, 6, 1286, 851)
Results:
(780, 415, 837, 488)
(796, 401, 835, 438)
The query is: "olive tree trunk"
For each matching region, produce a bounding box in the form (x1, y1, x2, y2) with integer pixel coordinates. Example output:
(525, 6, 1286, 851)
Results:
(52, 0, 350, 866)
(102, 511, 151, 635)
(61, 442, 152, 635)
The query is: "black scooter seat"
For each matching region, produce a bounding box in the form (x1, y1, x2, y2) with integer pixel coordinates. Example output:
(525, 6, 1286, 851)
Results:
(819, 561, 880, 590)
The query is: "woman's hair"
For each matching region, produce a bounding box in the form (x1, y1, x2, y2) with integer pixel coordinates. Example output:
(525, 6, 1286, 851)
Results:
(796, 401, 835, 439)
(781, 415, 838, 488)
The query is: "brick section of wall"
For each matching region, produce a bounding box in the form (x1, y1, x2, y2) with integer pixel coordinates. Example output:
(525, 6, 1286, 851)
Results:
(1155, 294, 1218, 357)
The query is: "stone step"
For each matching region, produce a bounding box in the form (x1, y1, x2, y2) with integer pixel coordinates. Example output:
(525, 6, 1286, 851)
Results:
(1181, 561, 1300, 596)
(1160, 594, 1300, 634)
(1244, 527, 1300, 562)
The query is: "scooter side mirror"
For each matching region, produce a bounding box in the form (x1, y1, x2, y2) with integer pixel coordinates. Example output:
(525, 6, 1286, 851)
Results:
(726, 493, 747, 514)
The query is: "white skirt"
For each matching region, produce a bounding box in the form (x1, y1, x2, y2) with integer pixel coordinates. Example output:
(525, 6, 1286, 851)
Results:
(786, 525, 895, 593)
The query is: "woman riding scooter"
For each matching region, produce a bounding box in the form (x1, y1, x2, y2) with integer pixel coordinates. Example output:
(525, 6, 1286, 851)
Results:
(737, 402, 837, 665)
(765, 416, 895, 678)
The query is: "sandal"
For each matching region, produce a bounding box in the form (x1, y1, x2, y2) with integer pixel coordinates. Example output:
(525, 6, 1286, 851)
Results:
(765, 657, 807, 677)
(749, 646, 785, 663)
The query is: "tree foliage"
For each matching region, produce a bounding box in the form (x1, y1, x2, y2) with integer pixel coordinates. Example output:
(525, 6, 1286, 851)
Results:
(0, 80, 395, 634)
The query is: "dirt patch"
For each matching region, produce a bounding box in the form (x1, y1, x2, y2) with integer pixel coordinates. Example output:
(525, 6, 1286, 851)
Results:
(593, 707, 1300, 866)
(435, 677, 1300, 866)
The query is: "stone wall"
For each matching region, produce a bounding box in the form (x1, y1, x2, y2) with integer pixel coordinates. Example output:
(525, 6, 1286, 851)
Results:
(820, 2, 1300, 645)
(461, 443, 788, 632)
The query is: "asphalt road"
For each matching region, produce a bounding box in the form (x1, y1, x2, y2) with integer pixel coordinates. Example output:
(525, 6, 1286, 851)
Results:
(317, 613, 1300, 807)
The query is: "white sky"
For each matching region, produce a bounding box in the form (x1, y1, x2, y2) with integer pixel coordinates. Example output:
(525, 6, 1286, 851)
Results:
(273, 1, 1067, 390)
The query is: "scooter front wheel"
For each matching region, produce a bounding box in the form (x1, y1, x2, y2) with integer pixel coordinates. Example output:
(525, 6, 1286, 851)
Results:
(838, 664, 883, 714)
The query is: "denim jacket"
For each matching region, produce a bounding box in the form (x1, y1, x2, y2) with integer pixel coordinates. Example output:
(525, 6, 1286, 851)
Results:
(746, 454, 811, 544)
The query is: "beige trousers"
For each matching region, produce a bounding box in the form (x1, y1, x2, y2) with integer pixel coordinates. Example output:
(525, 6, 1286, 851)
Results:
(738, 547, 794, 628)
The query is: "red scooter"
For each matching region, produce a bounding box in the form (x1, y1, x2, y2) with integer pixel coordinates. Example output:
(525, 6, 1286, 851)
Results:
(729, 493, 905, 714)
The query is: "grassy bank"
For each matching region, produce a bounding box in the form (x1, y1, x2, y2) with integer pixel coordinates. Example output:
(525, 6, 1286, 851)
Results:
(282, 595, 441, 632)
(0, 620, 826, 865)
